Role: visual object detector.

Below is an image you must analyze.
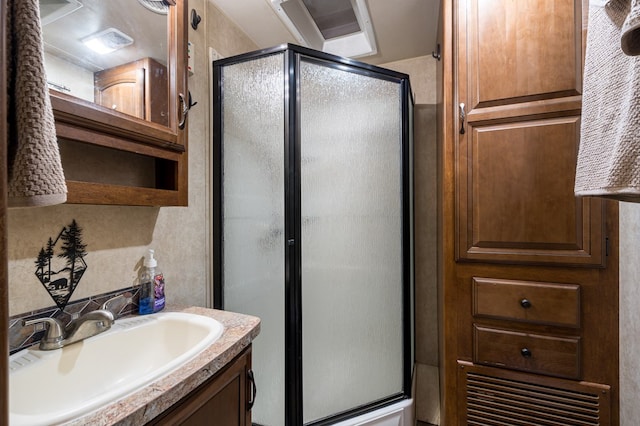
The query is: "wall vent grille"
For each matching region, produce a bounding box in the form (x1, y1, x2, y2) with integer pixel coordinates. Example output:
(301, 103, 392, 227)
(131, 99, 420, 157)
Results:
(459, 363, 611, 426)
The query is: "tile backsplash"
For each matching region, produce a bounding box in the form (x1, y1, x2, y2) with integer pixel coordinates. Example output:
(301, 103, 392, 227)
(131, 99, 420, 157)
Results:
(9, 286, 140, 354)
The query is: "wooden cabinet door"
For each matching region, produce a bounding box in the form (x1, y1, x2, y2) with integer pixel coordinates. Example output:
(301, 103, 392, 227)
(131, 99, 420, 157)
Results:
(465, 0, 582, 108)
(94, 58, 169, 127)
(150, 347, 253, 426)
(456, 0, 604, 266)
(94, 64, 145, 120)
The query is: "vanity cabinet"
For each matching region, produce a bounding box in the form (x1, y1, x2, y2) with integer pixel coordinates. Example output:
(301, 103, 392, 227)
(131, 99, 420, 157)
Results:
(441, 0, 618, 424)
(150, 346, 254, 426)
(47, 0, 189, 206)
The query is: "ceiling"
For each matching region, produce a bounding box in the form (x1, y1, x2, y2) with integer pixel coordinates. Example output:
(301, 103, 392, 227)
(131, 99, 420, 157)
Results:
(41, 0, 167, 72)
(39, 0, 440, 72)
(209, 0, 441, 65)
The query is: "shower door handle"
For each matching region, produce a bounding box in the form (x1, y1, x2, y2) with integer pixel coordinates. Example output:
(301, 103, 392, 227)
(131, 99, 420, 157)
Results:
(459, 103, 466, 134)
(247, 369, 257, 410)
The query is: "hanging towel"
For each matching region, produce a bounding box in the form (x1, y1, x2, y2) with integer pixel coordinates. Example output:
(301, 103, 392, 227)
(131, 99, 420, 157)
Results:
(622, 0, 640, 54)
(6, 0, 67, 207)
(575, 0, 640, 201)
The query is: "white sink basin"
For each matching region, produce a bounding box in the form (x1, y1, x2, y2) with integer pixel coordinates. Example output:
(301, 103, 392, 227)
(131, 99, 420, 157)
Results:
(9, 311, 224, 426)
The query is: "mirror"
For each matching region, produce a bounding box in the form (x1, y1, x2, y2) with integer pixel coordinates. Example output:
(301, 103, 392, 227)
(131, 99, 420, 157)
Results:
(39, 0, 169, 127)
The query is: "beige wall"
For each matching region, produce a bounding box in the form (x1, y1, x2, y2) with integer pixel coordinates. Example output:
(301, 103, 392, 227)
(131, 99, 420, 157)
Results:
(383, 56, 440, 424)
(384, 56, 439, 367)
(383, 55, 437, 105)
(7, 1, 258, 316)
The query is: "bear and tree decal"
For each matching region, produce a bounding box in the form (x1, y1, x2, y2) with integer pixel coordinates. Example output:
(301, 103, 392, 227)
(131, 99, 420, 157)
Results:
(34, 219, 87, 309)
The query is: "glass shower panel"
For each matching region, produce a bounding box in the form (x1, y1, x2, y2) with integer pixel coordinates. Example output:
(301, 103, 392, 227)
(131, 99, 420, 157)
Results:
(300, 60, 404, 423)
(220, 53, 285, 426)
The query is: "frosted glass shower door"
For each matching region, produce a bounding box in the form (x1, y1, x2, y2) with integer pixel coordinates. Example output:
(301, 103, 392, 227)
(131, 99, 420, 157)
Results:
(300, 60, 405, 423)
(218, 53, 285, 426)
(215, 45, 411, 426)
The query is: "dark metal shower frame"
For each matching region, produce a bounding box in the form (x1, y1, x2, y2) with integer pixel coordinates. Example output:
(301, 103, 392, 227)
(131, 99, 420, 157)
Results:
(212, 43, 413, 426)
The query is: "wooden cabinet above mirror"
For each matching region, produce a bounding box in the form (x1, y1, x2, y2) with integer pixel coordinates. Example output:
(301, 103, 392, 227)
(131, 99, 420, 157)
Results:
(40, 0, 188, 206)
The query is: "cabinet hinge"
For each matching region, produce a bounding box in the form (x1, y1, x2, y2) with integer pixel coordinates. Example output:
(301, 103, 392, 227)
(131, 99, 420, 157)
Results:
(606, 237, 610, 256)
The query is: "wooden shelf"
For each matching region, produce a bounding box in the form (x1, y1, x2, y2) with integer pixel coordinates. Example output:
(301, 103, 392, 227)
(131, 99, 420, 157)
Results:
(65, 181, 185, 207)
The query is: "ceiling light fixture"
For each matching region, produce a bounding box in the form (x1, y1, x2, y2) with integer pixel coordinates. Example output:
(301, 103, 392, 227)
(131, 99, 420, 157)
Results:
(81, 28, 134, 55)
(268, 0, 377, 59)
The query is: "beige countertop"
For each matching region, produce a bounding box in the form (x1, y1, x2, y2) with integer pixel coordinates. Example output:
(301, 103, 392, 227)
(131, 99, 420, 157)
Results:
(63, 306, 261, 426)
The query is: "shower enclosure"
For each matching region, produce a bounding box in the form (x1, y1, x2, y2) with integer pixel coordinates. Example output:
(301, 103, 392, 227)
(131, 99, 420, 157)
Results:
(213, 44, 413, 426)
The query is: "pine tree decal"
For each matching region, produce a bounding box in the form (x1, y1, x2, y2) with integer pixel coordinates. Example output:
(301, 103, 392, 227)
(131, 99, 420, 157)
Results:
(58, 219, 87, 290)
(46, 237, 54, 281)
(34, 248, 48, 283)
(34, 220, 88, 309)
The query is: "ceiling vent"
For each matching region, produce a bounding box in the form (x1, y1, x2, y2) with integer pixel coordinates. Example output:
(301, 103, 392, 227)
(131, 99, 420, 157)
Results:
(137, 0, 170, 15)
(39, 0, 83, 26)
(268, 0, 377, 59)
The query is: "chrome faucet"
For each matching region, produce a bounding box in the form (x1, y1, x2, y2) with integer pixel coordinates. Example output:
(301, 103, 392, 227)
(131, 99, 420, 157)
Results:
(23, 309, 115, 351)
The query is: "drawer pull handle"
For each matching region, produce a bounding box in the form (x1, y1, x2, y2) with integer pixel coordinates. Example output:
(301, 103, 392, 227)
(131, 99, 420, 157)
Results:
(521, 348, 532, 358)
(247, 369, 257, 410)
(520, 298, 532, 308)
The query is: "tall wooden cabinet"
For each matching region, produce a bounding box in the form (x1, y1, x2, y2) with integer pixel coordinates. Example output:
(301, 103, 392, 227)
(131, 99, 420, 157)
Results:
(441, 0, 619, 424)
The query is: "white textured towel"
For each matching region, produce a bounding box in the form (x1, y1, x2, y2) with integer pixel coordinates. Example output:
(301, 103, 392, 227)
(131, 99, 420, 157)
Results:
(6, 0, 67, 207)
(575, 0, 640, 201)
(622, 0, 640, 54)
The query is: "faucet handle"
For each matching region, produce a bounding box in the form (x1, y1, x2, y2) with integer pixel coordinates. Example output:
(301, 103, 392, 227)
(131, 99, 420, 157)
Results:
(78, 309, 115, 324)
(22, 317, 64, 348)
(101, 292, 133, 317)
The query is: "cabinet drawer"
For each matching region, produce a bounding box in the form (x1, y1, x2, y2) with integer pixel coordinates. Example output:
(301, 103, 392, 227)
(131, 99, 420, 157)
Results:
(473, 325, 581, 379)
(473, 278, 580, 327)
